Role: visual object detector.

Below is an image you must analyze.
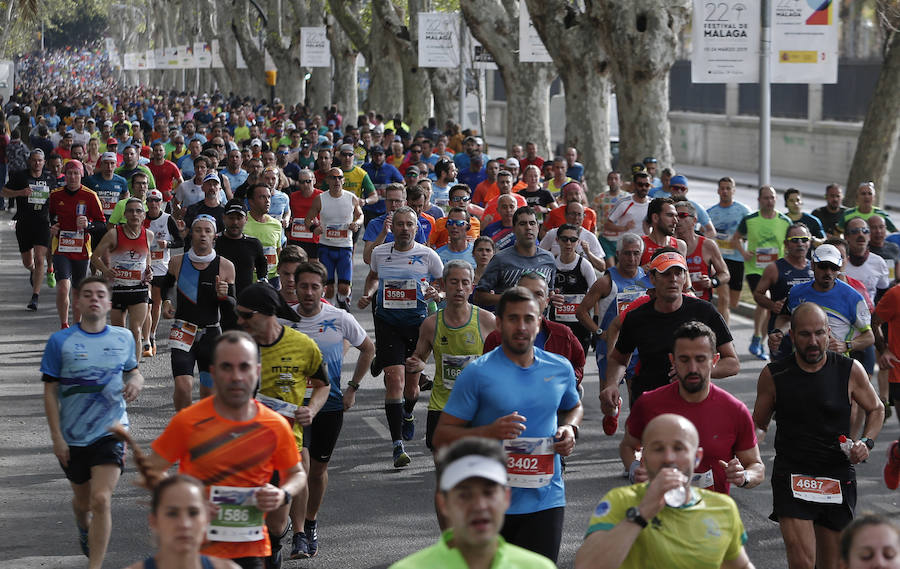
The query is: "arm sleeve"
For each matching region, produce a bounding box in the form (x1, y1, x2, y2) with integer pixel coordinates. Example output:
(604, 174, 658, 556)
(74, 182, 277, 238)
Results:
(167, 217, 184, 248)
(254, 240, 268, 280)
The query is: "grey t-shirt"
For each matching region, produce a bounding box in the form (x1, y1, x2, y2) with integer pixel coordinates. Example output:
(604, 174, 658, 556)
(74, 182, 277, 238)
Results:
(476, 247, 557, 296)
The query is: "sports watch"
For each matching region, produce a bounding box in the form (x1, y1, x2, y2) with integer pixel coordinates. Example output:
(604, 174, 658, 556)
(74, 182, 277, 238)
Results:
(625, 506, 648, 529)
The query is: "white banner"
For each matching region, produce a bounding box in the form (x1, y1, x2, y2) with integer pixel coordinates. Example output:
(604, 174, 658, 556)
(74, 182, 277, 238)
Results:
(194, 42, 212, 68)
(123, 52, 138, 70)
(211, 39, 224, 69)
(691, 0, 759, 83)
(418, 12, 459, 68)
(163, 47, 179, 70)
(472, 37, 497, 70)
(143, 50, 154, 70)
(153, 48, 166, 69)
(300, 27, 330, 67)
(772, 0, 838, 83)
(518, 3, 551, 63)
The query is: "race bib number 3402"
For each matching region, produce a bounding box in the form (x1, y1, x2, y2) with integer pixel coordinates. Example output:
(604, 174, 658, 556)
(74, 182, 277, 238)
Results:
(502, 437, 555, 488)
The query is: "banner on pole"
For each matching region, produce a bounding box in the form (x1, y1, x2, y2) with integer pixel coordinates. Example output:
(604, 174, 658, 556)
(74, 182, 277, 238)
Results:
(194, 42, 212, 68)
(518, 3, 552, 63)
(772, 0, 838, 83)
(300, 27, 330, 67)
(691, 0, 759, 83)
(418, 12, 459, 68)
(123, 52, 138, 70)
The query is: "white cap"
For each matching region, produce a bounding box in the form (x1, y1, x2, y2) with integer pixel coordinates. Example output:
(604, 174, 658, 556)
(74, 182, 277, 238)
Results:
(505, 157, 520, 168)
(812, 244, 842, 266)
(250, 138, 263, 148)
(439, 455, 508, 491)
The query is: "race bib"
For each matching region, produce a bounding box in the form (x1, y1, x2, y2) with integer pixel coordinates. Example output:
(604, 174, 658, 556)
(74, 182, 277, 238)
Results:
(691, 468, 715, 489)
(58, 230, 85, 253)
(291, 218, 313, 240)
(256, 393, 298, 419)
(502, 437, 555, 488)
(689, 271, 703, 283)
(716, 233, 735, 257)
(275, 372, 294, 395)
(383, 279, 417, 309)
(151, 249, 165, 261)
(440, 354, 478, 391)
(616, 287, 645, 314)
(756, 247, 778, 267)
(169, 320, 198, 352)
(113, 260, 145, 287)
(556, 294, 584, 323)
(28, 184, 50, 205)
(263, 246, 277, 274)
(325, 224, 349, 239)
(100, 193, 119, 216)
(208, 486, 265, 543)
(790, 474, 843, 504)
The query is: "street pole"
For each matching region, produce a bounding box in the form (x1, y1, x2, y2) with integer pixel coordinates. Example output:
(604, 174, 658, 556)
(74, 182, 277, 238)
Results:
(458, 15, 465, 126)
(759, 0, 771, 187)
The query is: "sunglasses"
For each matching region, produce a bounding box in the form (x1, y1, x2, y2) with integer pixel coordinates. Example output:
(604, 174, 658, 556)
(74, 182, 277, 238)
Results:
(212, 143, 225, 148)
(330, 175, 344, 180)
(298, 179, 312, 184)
(670, 185, 687, 191)
(446, 219, 467, 228)
(676, 212, 693, 218)
(406, 172, 419, 177)
(847, 227, 870, 235)
(450, 195, 470, 202)
(558, 236, 579, 243)
(817, 263, 841, 272)
(787, 236, 810, 243)
(235, 309, 258, 320)
(635, 182, 651, 188)
(341, 152, 353, 157)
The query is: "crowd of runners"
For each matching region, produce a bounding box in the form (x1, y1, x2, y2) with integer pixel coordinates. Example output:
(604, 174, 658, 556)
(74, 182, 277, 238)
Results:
(5, 63, 900, 569)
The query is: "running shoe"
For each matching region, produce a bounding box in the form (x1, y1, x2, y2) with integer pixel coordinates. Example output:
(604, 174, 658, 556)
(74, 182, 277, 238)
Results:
(749, 336, 768, 360)
(290, 532, 310, 559)
(402, 412, 415, 441)
(47, 271, 56, 288)
(77, 525, 89, 557)
(335, 296, 351, 312)
(603, 397, 622, 436)
(142, 343, 153, 358)
(418, 373, 433, 391)
(393, 441, 410, 468)
(27, 294, 38, 312)
(304, 519, 318, 557)
(885, 441, 900, 490)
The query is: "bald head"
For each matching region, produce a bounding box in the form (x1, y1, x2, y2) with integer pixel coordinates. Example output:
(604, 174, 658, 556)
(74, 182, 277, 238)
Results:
(643, 413, 699, 449)
(790, 302, 828, 334)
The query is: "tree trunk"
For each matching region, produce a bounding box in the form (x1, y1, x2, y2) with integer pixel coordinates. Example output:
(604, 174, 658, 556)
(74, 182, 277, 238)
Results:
(594, 0, 690, 172)
(308, 67, 331, 112)
(846, 29, 900, 207)
(327, 12, 359, 117)
(461, 0, 555, 158)
(376, 0, 432, 130)
(524, 0, 609, 188)
(428, 67, 459, 128)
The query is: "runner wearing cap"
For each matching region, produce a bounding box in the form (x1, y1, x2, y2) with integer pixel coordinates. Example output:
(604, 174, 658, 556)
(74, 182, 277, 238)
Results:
(49, 159, 106, 329)
(159, 214, 236, 410)
(215, 198, 269, 296)
(91, 197, 154, 363)
(305, 167, 363, 311)
(361, 144, 404, 228)
(235, 283, 329, 568)
(390, 437, 555, 569)
(2, 148, 56, 310)
(599, 248, 738, 418)
(433, 286, 582, 563)
(83, 151, 129, 226)
(182, 172, 226, 248)
(146, 189, 183, 355)
(336, 143, 375, 234)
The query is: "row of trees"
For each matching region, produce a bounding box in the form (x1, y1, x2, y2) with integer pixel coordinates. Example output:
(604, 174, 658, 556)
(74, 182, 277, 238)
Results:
(1, 0, 897, 201)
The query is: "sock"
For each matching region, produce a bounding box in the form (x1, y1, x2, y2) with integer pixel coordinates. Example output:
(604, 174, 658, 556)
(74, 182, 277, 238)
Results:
(385, 400, 404, 441)
(305, 519, 317, 531)
(403, 397, 416, 416)
(337, 292, 349, 302)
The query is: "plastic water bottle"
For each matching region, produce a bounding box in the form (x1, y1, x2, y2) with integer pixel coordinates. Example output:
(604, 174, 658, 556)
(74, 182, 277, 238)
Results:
(421, 278, 437, 314)
(663, 470, 689, 507)
(839, 435, 853, 458)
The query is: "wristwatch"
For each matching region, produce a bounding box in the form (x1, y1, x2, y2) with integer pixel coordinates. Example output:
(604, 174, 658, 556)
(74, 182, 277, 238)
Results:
(346, 380, 360, 391)
(625, 506, 648, 529)
(564, 424, 579, 440)
(845, 340, 853, 353)
(860, 437, 875, 450)
(281, 488, 292, 506)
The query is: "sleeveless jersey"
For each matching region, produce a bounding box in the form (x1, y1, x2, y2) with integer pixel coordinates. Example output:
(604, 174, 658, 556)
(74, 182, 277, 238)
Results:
(640, 235, 678, 267)
(429, 306, 485, 412)
(601, 267, 650, 330)
(769, 352, 854, 477)
(551, 256, 591, 342)
(318, 190, 355, 248)
(147, 211, 172, 276)
(685, 236, 711, 301)
(175, 255, 221, 327)
(768, 257, 813, 329)
(288, 189, 322, 244)
(109, 225, 149, 291)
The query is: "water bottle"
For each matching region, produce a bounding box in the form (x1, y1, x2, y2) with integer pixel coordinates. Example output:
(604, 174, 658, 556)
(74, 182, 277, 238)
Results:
(663, 469, 688, 507)
(421, 278, 437, 314)
(839, 435, 853, 458)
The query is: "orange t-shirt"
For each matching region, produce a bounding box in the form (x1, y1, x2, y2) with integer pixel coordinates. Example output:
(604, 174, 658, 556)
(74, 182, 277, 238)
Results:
(481, 193, 528, 226)
(429, 216, 481, 248)
(542, 205, 598, 233)
(472, 180, 499, 206)
(151, 397, 301, 559)
(875, 286, 900, 383)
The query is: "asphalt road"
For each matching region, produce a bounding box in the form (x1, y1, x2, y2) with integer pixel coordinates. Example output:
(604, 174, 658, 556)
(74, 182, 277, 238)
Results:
(1, 178, 898, 569)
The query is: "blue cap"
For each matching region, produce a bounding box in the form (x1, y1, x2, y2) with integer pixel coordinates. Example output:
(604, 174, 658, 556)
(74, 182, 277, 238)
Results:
(670, 175, 688, 187)
(202, 173, 220, 185)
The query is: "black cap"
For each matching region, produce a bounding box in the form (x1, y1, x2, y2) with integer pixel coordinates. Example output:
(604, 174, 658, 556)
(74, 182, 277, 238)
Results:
(237, 282, 301, 322)
(371, 144, 385, 154)
(224, 199, 246, 216)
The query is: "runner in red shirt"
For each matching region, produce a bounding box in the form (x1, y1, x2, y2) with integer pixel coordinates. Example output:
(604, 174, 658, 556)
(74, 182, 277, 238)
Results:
(147, 142, 183, 203)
